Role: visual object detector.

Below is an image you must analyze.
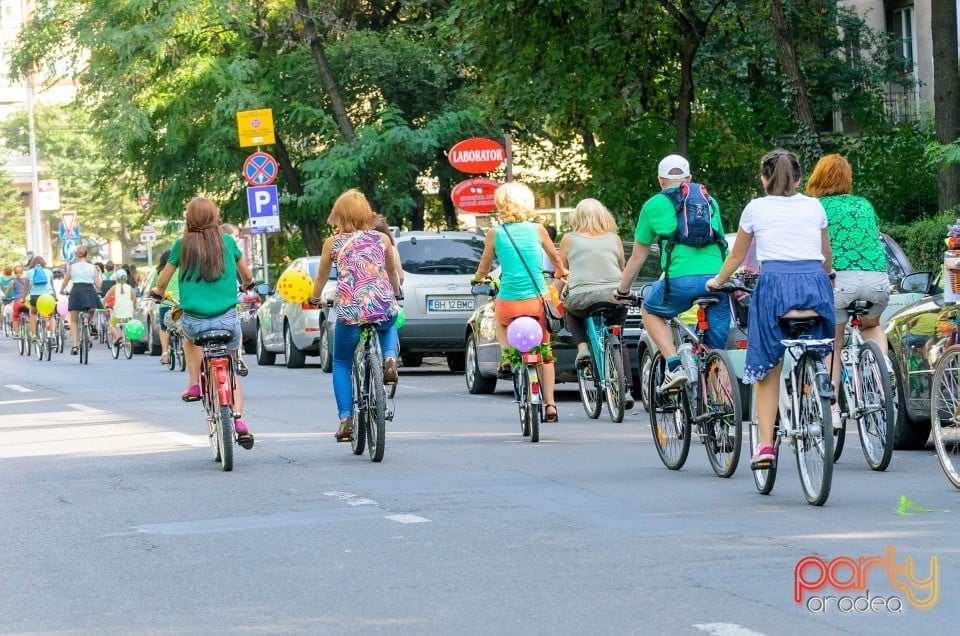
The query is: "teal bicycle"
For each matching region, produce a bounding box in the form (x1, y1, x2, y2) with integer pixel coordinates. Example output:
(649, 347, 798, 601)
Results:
(577, 303, 629, 423)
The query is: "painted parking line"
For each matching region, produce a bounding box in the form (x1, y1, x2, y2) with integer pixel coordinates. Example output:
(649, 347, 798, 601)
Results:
(325, 491, 431, 523)
(694, 623, 766, 636)
(66, 403, 105, 413)
(384, 514, 430, 524)
(4, 384, 32, 393)
(0, 397, 53, 406)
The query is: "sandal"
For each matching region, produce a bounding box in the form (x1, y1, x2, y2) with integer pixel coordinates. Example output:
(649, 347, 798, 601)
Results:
(180, 384, 202, 402)
(70, 346, 78, 355)
(335, 416, 354, 442)
(234, 416, 254, 450)
(544, 404, 559, 423)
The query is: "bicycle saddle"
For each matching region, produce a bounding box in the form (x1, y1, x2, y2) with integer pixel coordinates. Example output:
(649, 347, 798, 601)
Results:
(588, 302, 627, 317)
(691, 294, 721, 307)
(778, 310, 821, 338)
(844, 299, 873, 314)
(195, 329, 234, 345)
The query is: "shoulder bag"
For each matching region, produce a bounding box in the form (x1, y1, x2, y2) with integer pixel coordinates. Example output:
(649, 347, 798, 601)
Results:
(501, 225, 564, 334)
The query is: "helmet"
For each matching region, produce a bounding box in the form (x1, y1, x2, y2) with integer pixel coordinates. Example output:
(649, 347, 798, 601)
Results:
(115, 268, 128, 279)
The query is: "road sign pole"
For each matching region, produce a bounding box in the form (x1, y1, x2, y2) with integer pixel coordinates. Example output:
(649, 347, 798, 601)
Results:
(147, 243, 153, 269)
(261, 233, 269, 286)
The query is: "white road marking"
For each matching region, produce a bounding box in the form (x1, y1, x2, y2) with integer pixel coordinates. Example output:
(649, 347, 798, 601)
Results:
(694, 623, 766, 636)
(0, 398, 53, 406)
(4, 384, 31, 393)
(66, 403, 105, 413)
(384, 514, 430, 524)
(158, 431, 208, 448)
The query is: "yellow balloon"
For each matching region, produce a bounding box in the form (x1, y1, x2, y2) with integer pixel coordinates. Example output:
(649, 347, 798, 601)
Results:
(36, 293, 57, 316)
(277, 269, 313, 304)
(546, 284, 561, 304)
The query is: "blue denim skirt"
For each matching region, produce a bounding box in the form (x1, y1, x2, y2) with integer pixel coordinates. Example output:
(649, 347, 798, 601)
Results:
(743, 260, 834, 384)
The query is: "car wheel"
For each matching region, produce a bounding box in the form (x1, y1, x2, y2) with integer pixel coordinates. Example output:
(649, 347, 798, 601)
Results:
(446, 351, 466, 373)
(889, 353, 931, 450)
(256, 322, 276, 366)
(465, 334, 497, 394)
(319, 322, 333, 373)
(402, 352, 423, 367)
(284, 323, 306, 369)
(243, 334, 256, 355)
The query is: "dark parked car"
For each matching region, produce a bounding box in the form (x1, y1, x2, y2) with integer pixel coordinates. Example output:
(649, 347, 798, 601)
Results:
(883, 271, 950, 450)
(464, 243, 661, 395)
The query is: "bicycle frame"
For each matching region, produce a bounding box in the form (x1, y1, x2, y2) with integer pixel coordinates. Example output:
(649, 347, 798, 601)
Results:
(202, 346, 235, 408)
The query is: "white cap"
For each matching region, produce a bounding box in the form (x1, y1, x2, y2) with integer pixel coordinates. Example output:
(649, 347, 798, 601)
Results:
(657, 154, 691, 179)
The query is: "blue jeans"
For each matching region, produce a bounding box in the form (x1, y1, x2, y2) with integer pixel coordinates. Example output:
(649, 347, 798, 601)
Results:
(332, 316, 399, 419)
(642, 274, 731, 351)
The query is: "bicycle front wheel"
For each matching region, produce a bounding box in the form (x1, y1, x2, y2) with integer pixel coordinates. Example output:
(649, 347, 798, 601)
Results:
(931, 346, 960, 489)
(365, 349, 386, 462)
(351, 354, 367, 456)
(604, 340, 626, 423)
(795, 354, 834, 506)
(702, 350, 742, 478)
(855, 340, 894, 471)
(648, 352, 691, 470)
(577, 357, 602, 419)
(124, 334, 134, 359)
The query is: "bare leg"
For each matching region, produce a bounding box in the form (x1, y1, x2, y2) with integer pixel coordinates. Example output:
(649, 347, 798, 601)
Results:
(184, 338, 202, 388)
(69, 311, 79, 348)
(756, 362, 783, 447)
(641, 308, 677, 359)
(159, 329, 169, 358)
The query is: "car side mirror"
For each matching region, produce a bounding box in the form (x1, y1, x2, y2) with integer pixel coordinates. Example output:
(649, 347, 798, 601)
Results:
(256, 283, 270, 296)
(639, 283, 653, 300)
(900, 272, 932, 294)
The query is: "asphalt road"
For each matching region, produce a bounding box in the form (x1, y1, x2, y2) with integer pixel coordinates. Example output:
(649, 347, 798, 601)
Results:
(0, 336, 956, 635)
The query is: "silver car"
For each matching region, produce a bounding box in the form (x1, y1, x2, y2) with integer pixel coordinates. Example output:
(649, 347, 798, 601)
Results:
(255, 257, 337, 370)
(395, 231, 488, 371)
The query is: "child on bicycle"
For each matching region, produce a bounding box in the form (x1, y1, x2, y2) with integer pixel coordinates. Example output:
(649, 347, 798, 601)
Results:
(706, 149, 835, 469)
(308, 189, 402, 442)
(151, 197, 258, 450)
(103, 269, 136, 352)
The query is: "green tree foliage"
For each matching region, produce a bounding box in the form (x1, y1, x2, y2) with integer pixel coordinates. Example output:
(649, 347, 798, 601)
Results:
(0, 177, 26, 265)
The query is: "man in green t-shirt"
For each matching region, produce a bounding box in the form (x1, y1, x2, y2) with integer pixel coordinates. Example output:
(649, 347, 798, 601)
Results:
(615, 154, 730, 391)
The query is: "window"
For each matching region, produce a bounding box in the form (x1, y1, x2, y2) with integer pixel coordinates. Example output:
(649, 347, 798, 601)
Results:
(890, 6, 916, 71)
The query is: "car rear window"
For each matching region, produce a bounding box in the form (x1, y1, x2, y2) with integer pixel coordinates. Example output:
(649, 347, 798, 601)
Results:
(397, 237, 486, 275)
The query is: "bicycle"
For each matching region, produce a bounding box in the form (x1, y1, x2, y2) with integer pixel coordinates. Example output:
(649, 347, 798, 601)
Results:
(833, 300, 895, 471)
(348, 319, 394, 462)
(53, 311, 67, 354)
(96, 308, 110, 344)
(33, 314, 54, 362)
(110, 319, 134, 360)
(16, 306, 31, 356)
(158, 296, 251, 471)
(1, 300, 13, 337)
(76, 310, 93, 364)
(747, 310, 835, 506)
(577, 302, 629, 423)
(929, 314, 960, 489)
(646, 283, 745, 478)
(166, 315, 186, 372)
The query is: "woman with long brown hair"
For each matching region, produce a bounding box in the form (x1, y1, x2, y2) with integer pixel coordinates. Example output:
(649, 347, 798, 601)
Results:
(151, 197, 257, 449)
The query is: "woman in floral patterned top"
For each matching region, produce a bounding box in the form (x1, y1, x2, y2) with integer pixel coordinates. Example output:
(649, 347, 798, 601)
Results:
(309, 189, 402, 441)
(805, 153, 891, 397)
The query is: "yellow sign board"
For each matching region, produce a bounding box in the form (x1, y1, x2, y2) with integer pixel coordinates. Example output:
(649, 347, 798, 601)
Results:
(236, 108, 275, 147)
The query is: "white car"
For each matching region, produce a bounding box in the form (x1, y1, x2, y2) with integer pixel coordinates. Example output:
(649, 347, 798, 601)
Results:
(255, 257, 337, 370)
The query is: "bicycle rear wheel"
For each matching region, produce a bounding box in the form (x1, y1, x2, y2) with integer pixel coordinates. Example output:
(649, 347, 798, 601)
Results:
(168, 334, 178, 370)
(702, 350, 742, 478)
(217, 405, 234, 471)
(577, 357, 602, 419)
(111, 334, 121, 359)
(351, 354, 366, 455)
(648, 352, 692, 470)
(34, 324, 44, 361)
(18, 323, 27, 355)
(525, 364, 540, 443)
(513, 369, 531, 437)
(855, 340, 894, 471)
(604, 340, 626, 423)
(365, 350, 386, 462)
(931, 346, 960, 489)
(124, 334, 134, 359)
(795, 354, 834, 506)
(79, 323, 90, 364)
(176, 337, 186, 371)
(749, 416, 779, 494)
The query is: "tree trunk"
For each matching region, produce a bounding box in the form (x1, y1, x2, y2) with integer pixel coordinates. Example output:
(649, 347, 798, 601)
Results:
(293, 0, 356, 143)
(932, 0, 960, 213)
(675, 36, 697, 156)
(768, 0, 819, 138)
(274, 132, 321, 255)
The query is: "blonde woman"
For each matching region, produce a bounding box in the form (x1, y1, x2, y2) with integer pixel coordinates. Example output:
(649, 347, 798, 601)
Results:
(472, 182, 568, 423)
(559, 198, 633, 407)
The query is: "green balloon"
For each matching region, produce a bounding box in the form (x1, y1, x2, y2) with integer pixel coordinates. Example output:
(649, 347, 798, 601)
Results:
(124, 319, 145, 341)
(394, 306, 405, 329)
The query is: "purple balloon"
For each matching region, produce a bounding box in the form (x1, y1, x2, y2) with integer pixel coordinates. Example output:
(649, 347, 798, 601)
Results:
(507, 316, 543, 353)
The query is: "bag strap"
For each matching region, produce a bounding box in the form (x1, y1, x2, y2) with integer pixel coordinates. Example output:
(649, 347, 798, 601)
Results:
(501, 225, 545, 296)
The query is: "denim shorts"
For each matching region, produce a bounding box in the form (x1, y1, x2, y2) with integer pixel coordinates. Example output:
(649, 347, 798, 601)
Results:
(179, 308, 241, 351)
(642, 274, 731, 350)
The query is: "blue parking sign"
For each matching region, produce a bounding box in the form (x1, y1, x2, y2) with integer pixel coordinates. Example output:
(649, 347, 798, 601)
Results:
(246, 185, 280, 233)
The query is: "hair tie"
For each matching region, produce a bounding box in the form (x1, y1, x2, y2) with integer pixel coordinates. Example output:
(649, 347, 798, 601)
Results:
(188, 223, 216, 233)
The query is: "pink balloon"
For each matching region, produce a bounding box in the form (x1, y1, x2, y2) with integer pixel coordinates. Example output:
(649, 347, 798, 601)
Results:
(507, 316, 543, 353)
(57, 297, 69, 316)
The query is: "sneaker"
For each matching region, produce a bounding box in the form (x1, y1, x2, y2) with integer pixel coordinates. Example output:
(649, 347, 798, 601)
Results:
(234, 418, 254, 449)
(383, 357, 398, 384)
(831, 406, 843, 430)
(236, 357, 249, 377)
(751, 444, 776, 470)
(575, 350, 591, 370)
(659, 368, 688, 392)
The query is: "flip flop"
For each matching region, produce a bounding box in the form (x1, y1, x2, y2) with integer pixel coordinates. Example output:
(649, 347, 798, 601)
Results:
(544, 404, 559, 423)
(180, 384, 202, 402)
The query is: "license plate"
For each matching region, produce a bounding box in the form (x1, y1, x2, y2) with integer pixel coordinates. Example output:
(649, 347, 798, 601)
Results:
(427, 297, 474, 312)
(627, 305, 641, 316)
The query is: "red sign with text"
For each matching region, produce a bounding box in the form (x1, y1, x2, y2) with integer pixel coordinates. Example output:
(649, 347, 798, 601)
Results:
(448, 137, 506, 174)
(452, 178, 500, 213)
